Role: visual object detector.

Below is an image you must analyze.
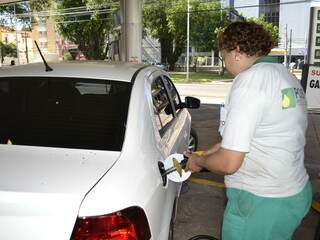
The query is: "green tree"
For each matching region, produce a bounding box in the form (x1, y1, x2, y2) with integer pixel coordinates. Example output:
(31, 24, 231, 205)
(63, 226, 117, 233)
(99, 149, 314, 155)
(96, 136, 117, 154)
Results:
(190, 1, 229, 52)
(247, 17, 279, 45)
(55, 0, 117, 60)
(143, 0, 228, 70)
(27, 0, 117, 60)
(189, 1, 229, 72)
(0, 2, 31, 27)
(143, 0, 185, 70)
(0, 42, 17, 63)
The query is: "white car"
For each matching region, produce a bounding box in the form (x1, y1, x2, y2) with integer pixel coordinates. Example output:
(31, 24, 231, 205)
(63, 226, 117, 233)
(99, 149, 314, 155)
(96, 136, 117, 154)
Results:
(0, 62, 200, 240)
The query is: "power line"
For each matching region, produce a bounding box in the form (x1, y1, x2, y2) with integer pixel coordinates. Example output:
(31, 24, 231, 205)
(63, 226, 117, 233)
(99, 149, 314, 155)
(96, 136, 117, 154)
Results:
(143, 0, 309, 8)
(142, 0, 311, 16)
(55, 17, 113, 24)
(3, 0, 311, 18)
(0, 0, 309, 26)
(16, 8, 117, 18)
(1, 1, 119, 18)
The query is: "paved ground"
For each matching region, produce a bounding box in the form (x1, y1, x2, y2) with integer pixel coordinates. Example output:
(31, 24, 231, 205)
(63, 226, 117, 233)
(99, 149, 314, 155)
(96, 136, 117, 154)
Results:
(176, 82, 232, 105)
(173, 88, 320, 239)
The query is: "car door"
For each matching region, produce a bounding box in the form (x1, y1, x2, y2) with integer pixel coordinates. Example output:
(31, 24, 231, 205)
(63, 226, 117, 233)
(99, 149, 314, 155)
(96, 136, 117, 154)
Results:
(149, 73, 191, 239)
(161, 75, 190, 155)
(150, 75, 190, 161)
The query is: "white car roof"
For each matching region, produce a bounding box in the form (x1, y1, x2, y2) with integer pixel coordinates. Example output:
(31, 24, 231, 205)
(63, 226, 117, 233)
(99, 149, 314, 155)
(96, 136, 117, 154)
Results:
(0, 61, 147, 82)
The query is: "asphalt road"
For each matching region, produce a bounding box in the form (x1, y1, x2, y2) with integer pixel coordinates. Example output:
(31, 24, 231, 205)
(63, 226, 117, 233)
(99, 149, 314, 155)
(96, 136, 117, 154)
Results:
(176, 82, 232, 104)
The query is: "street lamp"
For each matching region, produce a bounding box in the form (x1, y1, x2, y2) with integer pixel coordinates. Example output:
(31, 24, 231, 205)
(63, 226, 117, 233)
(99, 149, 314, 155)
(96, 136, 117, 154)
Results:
(186, 0, 190, 81)
(13, 3, 20, 65)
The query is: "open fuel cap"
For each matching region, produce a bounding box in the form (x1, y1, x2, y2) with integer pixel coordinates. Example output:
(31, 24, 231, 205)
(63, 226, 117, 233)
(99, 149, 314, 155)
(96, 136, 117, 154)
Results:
(163, 153, 191, 183)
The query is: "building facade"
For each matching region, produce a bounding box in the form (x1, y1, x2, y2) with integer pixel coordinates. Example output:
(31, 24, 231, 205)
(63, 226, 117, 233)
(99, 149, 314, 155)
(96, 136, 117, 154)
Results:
(32, 13, 60, 62)
(222, 0, 320, 64)
(0, 26, 33, 65)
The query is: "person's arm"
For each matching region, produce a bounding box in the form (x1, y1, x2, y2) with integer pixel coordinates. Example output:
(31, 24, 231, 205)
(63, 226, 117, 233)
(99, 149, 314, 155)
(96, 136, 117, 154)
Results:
(185, 146, 245, 175)
(186, 76, 265, 175)
(204, 142, 221, 155)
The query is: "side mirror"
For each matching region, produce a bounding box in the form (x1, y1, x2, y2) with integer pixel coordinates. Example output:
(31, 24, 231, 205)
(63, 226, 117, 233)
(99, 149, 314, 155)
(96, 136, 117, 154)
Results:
(185, 96, 200, 109)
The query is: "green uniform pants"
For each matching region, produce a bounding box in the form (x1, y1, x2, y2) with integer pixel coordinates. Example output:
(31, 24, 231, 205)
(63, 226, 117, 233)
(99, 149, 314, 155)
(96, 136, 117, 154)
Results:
(222, 181, 312, 240)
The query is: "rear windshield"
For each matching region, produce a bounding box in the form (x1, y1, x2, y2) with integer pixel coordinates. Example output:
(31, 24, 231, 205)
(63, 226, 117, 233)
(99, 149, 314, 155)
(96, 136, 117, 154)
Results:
(0, 77, 132, 151)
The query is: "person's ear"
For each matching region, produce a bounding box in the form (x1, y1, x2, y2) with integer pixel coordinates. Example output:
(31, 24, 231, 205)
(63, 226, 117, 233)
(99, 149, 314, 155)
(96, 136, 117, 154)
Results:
(235, 46, 241, 61)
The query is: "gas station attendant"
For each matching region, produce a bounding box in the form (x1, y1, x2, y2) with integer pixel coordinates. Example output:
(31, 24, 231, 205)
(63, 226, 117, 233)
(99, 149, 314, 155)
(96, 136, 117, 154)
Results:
(185, 21, 312, 240)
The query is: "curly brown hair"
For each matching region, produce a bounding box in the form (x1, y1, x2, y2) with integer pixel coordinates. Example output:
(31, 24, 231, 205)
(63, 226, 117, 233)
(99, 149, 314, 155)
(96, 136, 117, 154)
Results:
(218, 21, 274, 57)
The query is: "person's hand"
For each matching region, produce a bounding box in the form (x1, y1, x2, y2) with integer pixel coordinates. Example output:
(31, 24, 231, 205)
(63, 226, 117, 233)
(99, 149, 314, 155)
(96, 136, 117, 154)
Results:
(184, 152, 204, 173)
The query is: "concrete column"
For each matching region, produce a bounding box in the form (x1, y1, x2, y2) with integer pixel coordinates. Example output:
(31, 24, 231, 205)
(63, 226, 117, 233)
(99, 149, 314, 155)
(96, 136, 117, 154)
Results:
(120, 0, 142, 63)
(119, 0, 126, 62)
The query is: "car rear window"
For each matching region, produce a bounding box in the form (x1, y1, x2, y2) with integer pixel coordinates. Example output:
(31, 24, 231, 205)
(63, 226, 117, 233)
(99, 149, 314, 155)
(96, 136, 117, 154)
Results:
(0, 77, 131, 151)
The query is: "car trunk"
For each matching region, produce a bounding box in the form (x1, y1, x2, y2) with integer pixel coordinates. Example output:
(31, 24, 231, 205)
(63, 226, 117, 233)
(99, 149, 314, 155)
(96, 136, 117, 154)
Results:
(0, 145, 120, 240)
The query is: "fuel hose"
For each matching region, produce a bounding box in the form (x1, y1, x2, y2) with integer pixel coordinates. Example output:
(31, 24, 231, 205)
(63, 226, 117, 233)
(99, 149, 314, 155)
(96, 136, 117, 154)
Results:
(187, 234, 219, 240)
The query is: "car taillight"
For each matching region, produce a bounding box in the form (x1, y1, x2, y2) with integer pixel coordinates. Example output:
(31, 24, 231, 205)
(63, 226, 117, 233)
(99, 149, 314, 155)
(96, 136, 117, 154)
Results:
(70, 207, 151, 240)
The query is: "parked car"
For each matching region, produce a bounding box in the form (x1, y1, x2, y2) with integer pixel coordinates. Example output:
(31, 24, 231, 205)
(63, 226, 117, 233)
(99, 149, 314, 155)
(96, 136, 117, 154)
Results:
(0, 62, 200, 240)
(150, 62, 169, 71)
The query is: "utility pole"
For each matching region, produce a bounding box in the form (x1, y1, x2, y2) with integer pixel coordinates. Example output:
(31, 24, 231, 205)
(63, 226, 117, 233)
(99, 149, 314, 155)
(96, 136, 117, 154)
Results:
(289, 29, 292, 66)
(304, 33, 308, 64)
(24, 31, 29, 63)
(13, 3, 20, 65)
(284, 24, 288, 68)
(186, 0, 190, 81)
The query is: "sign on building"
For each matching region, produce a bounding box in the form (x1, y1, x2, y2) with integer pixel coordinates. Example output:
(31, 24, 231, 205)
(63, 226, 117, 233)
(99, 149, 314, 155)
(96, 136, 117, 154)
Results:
(308, 7, 320, 65)
(302, 65, 320, 109)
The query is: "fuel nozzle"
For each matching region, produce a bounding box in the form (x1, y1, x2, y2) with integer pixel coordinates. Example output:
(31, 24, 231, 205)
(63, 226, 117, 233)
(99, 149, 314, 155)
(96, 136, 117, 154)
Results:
(159, 152, 204, 184)
(161, 156, 188, 178)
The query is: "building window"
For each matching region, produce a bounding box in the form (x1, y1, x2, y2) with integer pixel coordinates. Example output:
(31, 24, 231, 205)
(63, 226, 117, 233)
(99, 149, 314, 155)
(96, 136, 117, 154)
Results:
(38, 16, 47, 27)
(316, 37, 320, 46)
(314, 49, 320, 59)
(317, 23, 320, 33)
(39, 31, 47, 38)
(40, 42, 48, 49)
(259, 0, 280, 27)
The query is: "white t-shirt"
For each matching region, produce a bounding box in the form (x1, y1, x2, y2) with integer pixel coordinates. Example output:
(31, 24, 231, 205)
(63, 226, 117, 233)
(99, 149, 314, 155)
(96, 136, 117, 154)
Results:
(219, 63, 309, 197)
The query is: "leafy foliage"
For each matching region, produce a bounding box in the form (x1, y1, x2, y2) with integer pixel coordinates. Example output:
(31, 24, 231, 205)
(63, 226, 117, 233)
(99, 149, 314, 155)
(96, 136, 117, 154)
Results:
(0, 2, 32, 29)
(143, 0, 229, 70)
(55, 0, 118, 60)
(29, 0, 52, 12)
(247, 17, 279, 46)
(0, 42, 17, 63)
(9, 0, 118, 60)
(143, 0, 183, 70)
(189, 1, 229, 52)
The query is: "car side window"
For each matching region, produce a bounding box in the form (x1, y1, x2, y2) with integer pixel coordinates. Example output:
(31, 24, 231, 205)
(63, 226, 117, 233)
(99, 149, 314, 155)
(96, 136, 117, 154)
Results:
(151, 77, 174, 135)
(162, 76, 181, 114)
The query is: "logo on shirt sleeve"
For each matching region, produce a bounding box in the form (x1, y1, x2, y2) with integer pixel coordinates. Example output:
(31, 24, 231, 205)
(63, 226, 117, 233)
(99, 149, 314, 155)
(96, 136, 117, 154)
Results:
(282, 88, 296, 109)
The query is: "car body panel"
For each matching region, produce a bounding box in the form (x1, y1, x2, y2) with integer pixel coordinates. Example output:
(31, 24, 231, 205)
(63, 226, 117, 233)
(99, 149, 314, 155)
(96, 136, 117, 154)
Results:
(0, 145, 120, 239)
(78, 68, 191, 239)
(0, 63, 193, 240)
(0, 61, 144, 82)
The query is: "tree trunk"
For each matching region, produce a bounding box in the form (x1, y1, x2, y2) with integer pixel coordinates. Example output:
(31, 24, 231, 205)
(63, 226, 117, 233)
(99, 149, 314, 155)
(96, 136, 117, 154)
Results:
(169, 41, 184, 71)
(218, 56, 225, 76)
(160, 36, 185, 71)
(79, 28, 106, 60)
(160, 38, 173, 67)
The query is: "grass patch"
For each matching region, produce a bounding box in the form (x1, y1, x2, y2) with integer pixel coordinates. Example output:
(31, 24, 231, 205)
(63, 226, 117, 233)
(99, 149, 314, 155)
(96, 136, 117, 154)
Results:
(170, 72, 233, 83)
